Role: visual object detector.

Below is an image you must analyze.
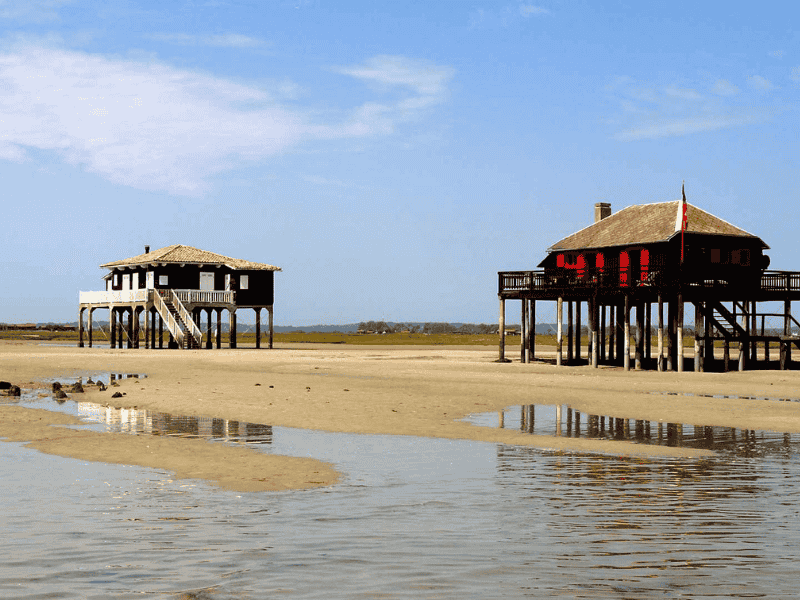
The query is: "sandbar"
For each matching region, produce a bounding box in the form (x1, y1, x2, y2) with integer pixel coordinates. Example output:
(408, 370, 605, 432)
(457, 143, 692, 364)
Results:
(3, 341, 800, 490)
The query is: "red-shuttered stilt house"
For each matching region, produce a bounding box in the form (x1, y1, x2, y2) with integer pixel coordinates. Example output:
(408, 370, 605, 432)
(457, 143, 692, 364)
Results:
(78, 245, 281, 350)
(498, 196, 800, 371)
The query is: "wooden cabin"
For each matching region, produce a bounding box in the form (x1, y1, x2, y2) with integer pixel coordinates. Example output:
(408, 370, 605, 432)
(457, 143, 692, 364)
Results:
(498, 198, 800, 371)
(78, 245, 281, 349)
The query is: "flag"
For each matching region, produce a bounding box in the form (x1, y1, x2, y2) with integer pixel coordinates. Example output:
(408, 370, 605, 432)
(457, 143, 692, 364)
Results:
(681, 182, 688, 262)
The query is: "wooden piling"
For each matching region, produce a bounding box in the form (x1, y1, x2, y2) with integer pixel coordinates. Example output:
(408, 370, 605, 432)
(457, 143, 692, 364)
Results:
(498, 297, 506, 362)
(677, 295, 684, 372)
(567, 301, 574, 364)
(557, 297, 563, 366)
(657, 295, 664, 372)
(694, 303, 702, 373)
(624, 295, 631, 371)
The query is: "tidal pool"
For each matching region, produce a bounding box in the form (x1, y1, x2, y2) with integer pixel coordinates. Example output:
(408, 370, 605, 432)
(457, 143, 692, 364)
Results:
(3, 383, 800, 599)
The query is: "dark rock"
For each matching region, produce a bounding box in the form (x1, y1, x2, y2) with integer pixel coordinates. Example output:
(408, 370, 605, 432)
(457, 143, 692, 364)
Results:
(111, 391, 123, 398)
(97, 382, 106, 392)
(8, 385, 21, 396)
(68, 383, 84, 394)
(52, 382, 62, 392)
(54, 389, 68, 399)
(0, 381, 11, 390)
(86, 378, 94, 385)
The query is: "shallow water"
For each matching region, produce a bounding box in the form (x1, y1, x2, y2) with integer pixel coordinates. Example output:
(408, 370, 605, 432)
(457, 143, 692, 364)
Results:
(4, 382, 800, 598)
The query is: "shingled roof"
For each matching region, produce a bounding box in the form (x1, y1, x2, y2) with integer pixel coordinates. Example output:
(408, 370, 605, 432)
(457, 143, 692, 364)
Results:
(100, 245, 281, 271)
(548, 200, 768, 252)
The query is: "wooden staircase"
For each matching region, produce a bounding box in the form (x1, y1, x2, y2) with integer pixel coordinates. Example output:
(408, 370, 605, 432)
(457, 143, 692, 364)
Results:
(153, 289, 203, 349)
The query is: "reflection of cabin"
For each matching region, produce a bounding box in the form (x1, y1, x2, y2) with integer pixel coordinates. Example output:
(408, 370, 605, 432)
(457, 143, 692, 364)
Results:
(78, 245, 281, 349)
(498, 198, 800, 371)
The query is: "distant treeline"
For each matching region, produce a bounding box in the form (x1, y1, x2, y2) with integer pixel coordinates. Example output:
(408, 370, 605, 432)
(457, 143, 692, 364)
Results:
(358, 321, 499, 334)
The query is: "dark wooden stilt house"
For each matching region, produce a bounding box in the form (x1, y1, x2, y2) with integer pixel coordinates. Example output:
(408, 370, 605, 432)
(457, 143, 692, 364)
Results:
(78, 245, 281, 349)
(498, 196, 800, 371)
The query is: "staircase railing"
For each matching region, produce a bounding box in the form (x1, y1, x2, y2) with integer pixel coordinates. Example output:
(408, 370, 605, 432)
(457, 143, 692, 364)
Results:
(169, 290, 202, 348)
(153, 289, 185, 347)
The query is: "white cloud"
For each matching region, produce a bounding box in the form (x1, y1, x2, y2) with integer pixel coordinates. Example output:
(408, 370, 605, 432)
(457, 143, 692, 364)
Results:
(791, 66, 800, 82)
(769, 50, 785, 59)
(332, 55, 454, 100)
(748, 74, 774, 90)
(711, 79, 739, 96)
(519, 5, 549, 16)
(0, 45, 453, 195)
(664, 86, 702, 100)
(608, 76, 775, 141)
(146, 33, 270, 48)
(615, 114, 759, 141)
(0, 0, 72, 23)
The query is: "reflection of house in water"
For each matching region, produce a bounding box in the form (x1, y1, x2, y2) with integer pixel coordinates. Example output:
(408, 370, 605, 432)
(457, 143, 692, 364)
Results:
(498, 195, 800, 371)
(495, 404, 796, 458)
(77, 402, 272, 444)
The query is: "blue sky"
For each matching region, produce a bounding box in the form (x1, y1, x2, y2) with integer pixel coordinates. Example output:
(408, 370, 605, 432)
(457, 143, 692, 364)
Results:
(1, 0, 798, 325)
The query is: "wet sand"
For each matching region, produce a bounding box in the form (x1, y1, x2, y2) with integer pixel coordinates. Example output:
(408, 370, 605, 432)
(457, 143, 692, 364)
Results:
(3, 341, 800, 490)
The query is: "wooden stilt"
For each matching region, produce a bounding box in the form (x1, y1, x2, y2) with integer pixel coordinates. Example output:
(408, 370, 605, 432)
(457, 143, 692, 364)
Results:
(268, 306, 274, 349)
(567, 301, 574, 364)
(127, 308, 134, 349)
(557, 297, 563, 367)
(159, 314, 164, 349)
(88, 308, 94, 348)
(150, 309, 156, 349)
(645, 302, 651, 364)
(608, 304, 615, 363)
(207, 309, 213, 349)
(498, 297, 506, 362)
(576, 300, 582, 362)
(704, 305, 712, 370)
(229, 309, 237, 349)
(724, 338, 730, 372)
(520, 299, 527, 363)
(530, 300, 535, 361)
(144, 305, 150, 349)
(635, 302, 644, 370)
(591, 297, 599, 368)
(616, 301, 625, 365)
(255, 308, 262, 350)
(624, 295, 631, 371)
(78, 307, 85, 348)
(677, 294, 684, 372)
(600, 304, 606, 363)
(694, 303, 702, 373)
(657, 295, 663, 372)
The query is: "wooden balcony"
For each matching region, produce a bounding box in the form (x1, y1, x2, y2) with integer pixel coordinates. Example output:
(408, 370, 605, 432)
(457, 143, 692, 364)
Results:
(79, 289, 236, 307)
(498, 269, 800, 300)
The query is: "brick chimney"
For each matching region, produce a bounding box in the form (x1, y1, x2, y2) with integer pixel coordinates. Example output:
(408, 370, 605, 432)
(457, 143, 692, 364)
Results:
(594, 202, 611, 223)
(144, 245, 150, 254)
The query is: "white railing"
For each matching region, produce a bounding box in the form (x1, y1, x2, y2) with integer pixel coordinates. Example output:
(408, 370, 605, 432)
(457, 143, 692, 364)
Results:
(153, 288, 184, 347)
(169, 290, 202, 348)
(79, 289, 151, 304)
(172, 289, 235, 304)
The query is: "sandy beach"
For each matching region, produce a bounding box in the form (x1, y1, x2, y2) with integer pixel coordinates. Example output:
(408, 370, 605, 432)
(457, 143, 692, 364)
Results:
(3, 340, 800, 491)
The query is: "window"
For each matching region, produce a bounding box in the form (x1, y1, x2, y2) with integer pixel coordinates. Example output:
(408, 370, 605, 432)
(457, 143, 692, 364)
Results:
(159, 275, 169, 286)
(113, 273, 119, 287)
(619, 251, 629, 287)
(240, 275, 249, 290)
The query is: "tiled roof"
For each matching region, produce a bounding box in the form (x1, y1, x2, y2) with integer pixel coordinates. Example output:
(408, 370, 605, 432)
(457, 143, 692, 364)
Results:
(548, 200, 767, 251)
(100, 244, 281, 271)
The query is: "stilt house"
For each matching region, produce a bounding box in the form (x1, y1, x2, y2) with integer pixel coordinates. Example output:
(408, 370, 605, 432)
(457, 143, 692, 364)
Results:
(78, 245, 281, 349)
(498, 196, 800, 371)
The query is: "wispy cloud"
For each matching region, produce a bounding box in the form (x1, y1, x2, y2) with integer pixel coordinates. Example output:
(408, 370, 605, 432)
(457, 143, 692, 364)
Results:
(519, 5, 549, 16)
(0, 0, 72, 23)
(747, 74, 774, 90)
(0, 45, 453, 195)
(607, 76, 775, 141)
(326, 55, 455, 134)
(616, 114, 760, 141)
(791, 67, 800, 82)
(711, 79, 739, 96)
(769, 50, 785, 59)
(146, 33, 270, 48)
